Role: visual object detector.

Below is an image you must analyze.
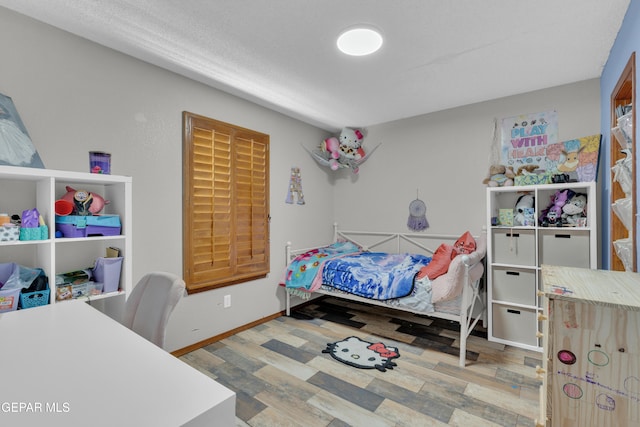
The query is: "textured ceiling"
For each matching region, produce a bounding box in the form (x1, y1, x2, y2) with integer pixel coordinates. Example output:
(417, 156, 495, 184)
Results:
(0, 0, 631, 131)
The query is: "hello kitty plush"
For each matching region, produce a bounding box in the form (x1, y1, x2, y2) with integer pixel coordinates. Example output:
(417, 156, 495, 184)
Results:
(322, 336, 399, 372)
(338, 127, 365, 160)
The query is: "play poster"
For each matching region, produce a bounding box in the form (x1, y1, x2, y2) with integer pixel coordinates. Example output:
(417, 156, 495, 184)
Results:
(501, 110, 600, 182)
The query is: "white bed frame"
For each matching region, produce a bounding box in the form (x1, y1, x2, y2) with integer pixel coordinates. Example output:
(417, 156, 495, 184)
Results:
(284, 224, 486, 367)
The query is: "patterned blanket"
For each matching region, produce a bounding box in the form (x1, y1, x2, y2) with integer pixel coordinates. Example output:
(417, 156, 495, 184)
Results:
(283, 241, 361, 298)
(317, 252, 431, 300)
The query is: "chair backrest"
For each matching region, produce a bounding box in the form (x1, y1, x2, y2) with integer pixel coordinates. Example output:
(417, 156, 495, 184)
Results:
(122, 271, 185, 349)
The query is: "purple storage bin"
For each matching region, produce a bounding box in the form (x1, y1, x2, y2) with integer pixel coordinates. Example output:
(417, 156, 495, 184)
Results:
(0, 287, 20, 312)
(93, 257, 123, 293)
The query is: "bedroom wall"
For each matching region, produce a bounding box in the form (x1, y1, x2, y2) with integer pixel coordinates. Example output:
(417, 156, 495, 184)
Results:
(600, 0, 640, 269)
(333, 79, 602, 248)
(0, 7, 334, 351)
(0, 6, 604, 352)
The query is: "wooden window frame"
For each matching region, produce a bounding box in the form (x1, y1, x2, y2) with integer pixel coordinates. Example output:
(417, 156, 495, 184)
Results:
(182, 112, 270, 294)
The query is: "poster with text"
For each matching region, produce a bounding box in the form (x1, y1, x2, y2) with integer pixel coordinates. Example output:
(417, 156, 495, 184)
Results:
(501, 110, 558, 171)
(501, 111, 600, 182)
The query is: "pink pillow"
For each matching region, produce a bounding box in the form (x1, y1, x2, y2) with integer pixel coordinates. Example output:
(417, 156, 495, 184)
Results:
(416, 243, 455, 281)
(452, 231, 476, 258)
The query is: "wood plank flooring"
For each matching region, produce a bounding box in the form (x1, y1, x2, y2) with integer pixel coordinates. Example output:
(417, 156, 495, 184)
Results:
(179, 297, 542, 426)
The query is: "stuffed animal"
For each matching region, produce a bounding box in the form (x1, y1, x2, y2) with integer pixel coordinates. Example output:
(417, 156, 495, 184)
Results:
(483, 165, 515, 187)
(516, 165, 540, 176)
(562, 193, 588, 225)
(320, 136, 341, 170)
(513, 194, 535, 226)
(59, 186, 109, 215)
(338, 128, 365, 161)
(539, 189, 574, 227)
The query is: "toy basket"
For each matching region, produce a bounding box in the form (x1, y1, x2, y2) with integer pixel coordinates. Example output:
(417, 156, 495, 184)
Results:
(19, 289, 50, 309)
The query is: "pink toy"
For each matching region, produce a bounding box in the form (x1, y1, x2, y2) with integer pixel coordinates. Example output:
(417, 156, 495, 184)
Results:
(60, 186, 109, 215)
(321, 136, 341, 170)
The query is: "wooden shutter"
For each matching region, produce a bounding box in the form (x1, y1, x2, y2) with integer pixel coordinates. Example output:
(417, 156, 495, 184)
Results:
(183, 112, 270, 293)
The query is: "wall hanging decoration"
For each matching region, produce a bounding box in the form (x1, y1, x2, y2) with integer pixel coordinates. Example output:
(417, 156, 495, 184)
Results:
(0, 93, 45, 168)
(304, 127, 381, 174)
(285, 167, 305, 205)
(407, 191, 429, 231)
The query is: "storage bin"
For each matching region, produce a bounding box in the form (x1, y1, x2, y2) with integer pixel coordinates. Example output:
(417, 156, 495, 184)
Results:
(93, 257, 123, 293)
(55, 215, 121, 238)
(0, 287, 20, 312)
(0, 224, 20, 241)
(492, 267, 536, 306)
(491, 303, 538, 346)
(492, 229, 536, 266)
(19, 289, 50, 309)
(539, 231, 590, 268)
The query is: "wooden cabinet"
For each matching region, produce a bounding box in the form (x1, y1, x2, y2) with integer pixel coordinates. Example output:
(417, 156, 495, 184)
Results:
(610, 52, 636, 271)
(0, 165, 132, 310)
(486, 182, 597, 351)
(538, 265, 640, 427)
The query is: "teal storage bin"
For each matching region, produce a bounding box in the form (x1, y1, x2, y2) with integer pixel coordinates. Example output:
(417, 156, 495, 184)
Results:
(19, 289, 50, 309)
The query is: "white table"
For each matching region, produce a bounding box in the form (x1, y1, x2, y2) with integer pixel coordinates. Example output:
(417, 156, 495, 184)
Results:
(0, 301, 235, 426)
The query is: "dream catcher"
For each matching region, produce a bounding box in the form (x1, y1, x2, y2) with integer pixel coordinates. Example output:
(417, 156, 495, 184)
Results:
(407, 191, 429, 232)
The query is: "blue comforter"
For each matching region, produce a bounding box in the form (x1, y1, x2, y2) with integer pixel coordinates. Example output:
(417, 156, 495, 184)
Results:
(320, 252, 431, 300)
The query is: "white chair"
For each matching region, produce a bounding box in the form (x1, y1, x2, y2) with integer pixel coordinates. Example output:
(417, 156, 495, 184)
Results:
(122, 271, 185, 350)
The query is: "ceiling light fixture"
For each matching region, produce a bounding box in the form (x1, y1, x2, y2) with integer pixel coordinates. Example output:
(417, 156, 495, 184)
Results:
(337, 27, 383, 56)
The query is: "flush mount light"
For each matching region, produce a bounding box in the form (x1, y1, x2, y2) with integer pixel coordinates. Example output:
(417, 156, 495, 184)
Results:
(337, 27, 383, 56)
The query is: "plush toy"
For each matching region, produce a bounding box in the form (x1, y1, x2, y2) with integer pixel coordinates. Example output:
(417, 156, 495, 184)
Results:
(516, 165, 540, 176)
(338, 127, 365, 161)
(320, 136, 341, 170)
(309, 127, 376, 174)
(539, 189, 574, 227)
(513, 194, 535, 226)
(59, 185, 109, 215)
(483, 165, 515, 187)
(562, 193, 588, 225)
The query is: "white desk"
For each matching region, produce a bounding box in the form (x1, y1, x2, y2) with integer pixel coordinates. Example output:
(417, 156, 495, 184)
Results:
(0, 301, 235, 426)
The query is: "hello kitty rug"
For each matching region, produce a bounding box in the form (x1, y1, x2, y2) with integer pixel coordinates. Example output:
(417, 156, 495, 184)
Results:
(322, 336, 400, 372)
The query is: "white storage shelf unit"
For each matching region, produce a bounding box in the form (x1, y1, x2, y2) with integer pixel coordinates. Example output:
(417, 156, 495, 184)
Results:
(0, 165, 132, 306)
(486, 182, 597, 351)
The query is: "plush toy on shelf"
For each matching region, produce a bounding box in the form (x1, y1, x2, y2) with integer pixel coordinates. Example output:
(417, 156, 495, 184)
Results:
(562, 193, 588, 225)
(306, 127, 380, 174)
(539, 188, 574, 227)
(483, 164, 515, 187)
(513, 194, 535, 226)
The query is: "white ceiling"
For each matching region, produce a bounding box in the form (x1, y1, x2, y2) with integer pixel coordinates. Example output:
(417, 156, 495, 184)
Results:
(0, 0, 631, 132)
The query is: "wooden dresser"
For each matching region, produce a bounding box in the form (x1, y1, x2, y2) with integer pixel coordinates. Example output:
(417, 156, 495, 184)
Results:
(538, 265, 640, 426)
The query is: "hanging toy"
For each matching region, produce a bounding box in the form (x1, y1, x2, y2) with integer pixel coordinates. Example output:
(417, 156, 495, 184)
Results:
(407, 190, 429, 231)
(285, 167, 305, 205)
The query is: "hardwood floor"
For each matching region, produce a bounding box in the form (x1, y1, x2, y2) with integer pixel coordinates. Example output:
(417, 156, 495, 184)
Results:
(179, 297, 542, 426)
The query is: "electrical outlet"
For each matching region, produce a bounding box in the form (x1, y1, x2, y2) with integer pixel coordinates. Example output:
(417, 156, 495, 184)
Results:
(223, 294, 231, 308)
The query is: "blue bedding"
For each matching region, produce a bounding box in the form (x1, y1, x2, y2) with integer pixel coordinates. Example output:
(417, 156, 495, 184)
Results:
(319, 252, 431, 300)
